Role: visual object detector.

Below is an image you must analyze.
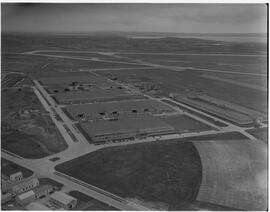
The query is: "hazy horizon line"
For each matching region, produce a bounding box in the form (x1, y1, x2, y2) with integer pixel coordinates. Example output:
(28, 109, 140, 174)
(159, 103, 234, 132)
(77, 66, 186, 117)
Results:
(2, 30, 267, 36)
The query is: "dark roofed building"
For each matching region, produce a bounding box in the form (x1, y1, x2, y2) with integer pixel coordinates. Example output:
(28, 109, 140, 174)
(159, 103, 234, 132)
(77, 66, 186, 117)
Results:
(39, 74, 106, 86)
(53, 88, 144, 104)
(65, 99, 176, 120)
(79, 114, 176, 144)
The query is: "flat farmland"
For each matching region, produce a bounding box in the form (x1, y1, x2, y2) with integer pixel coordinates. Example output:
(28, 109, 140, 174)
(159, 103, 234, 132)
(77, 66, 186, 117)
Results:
(200, 74, 266, 91)
(30, 53, 148, 70)
(55, 141, 202, 210)
(37, 51, 135, 63)
(117, 53, 267, 75)
(161, 115, 214, 133)
(98, 68, 267, 113)
(2, 53, 56, 75)
(194, 139, 267, 211)
(1, 88, 67, 158)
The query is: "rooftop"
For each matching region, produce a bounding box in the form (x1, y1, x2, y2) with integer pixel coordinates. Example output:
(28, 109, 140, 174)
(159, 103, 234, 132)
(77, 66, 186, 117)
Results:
(50, 191, 77, 205)
(33, 184, 52, 193)
(39, 74, 106, 85)
(13, 178, 39, 189)
(80, 114, 175, 136)
(10, 171, 23, 177)
(17, 190, 35, 200)
(65, 99, 175, 117)
(26, 202, 51, 210)
(53, 88, 130, 102)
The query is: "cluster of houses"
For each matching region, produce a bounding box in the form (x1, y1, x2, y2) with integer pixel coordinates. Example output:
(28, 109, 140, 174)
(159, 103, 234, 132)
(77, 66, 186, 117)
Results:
(1, 171, 77, 210)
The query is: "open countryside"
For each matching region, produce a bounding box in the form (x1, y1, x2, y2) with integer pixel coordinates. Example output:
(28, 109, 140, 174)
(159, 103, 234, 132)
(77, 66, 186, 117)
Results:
(1, 3, 267, 211)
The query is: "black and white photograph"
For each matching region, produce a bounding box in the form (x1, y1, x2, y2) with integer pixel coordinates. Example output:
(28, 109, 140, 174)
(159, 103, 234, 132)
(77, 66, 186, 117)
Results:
(1, 2, 268, 211)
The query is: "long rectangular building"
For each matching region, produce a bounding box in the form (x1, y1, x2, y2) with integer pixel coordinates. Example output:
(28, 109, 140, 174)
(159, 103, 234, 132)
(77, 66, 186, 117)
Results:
(65, 99, 176, 121)
(53, 88, 145, 105)
(39, 74, 106, 86)
(173, 94, 263, 126)
(79, 114, 176, 144)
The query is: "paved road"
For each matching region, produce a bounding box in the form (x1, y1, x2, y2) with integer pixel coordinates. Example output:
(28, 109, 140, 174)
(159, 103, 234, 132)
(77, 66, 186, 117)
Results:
(34, 80, 90, 146)
(90, 62, 257, 141)
(2, 49, 262, 210)
(23, 50, 267, 57)
(161, 98, 257, 140)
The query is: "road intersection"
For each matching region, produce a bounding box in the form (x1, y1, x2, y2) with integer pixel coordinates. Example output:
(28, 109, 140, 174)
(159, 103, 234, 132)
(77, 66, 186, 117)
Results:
(2, 50, 263, 210)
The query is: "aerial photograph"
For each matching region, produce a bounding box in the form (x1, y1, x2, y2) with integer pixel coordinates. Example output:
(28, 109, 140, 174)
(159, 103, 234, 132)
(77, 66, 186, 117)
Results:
(1, 2, 268, 211)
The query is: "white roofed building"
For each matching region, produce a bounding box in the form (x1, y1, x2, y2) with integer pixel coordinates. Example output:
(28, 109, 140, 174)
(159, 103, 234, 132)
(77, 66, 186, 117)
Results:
(26, 202, 51, 210)
(15, 190, 35, 205)
(10, 171, 23, 182)
(49, 191, 77, 210)
(12, 178, 39, 195)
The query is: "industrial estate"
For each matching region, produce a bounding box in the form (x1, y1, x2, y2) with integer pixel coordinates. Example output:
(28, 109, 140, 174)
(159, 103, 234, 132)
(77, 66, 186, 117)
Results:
(1, 32, 267, 210)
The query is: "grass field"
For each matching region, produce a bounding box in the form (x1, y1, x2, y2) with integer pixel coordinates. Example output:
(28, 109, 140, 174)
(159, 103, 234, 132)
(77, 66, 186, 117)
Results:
(194, 139, 267, 211)
(246, 127, 268, 143)
(2, 54, 55, 75)
(55, 141, 202, 210)
(1, 88, 67, 158)
(3, 34, 266, 54)
(38, 51, 135, 63)
(98, 68, 267, 113)
(1, 129, 50, 158)
(161, 114, 213, 133)
(2, 158, 33, 178)
(117, 53, 267, 75)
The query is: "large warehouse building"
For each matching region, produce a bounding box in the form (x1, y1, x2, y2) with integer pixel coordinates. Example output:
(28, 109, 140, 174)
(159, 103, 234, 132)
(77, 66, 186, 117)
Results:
(173, 93, 265, 126)
(39, 74, 106, 86)
(65, 99, 176, 121)
(53, 88, 145, 104)
(79, 114, 177, 144)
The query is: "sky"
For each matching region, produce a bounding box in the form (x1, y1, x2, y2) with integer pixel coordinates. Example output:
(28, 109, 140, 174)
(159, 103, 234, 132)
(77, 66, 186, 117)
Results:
(1, 3, 267, 34)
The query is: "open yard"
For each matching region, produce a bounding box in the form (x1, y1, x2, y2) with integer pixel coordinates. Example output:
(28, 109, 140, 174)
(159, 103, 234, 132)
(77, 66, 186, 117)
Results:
(161, 114, 214, 133)
(194, 139, 267, 211)
(55, 141, 202, 210)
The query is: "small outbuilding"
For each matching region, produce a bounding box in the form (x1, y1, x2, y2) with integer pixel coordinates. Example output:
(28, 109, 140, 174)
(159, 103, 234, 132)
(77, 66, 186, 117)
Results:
(26, 202, 51, 210)
(15, 190, 35, 205)
(33, 185, 53, 198)
(10, 171, 23, 182)
(49, 191, 77, 210)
